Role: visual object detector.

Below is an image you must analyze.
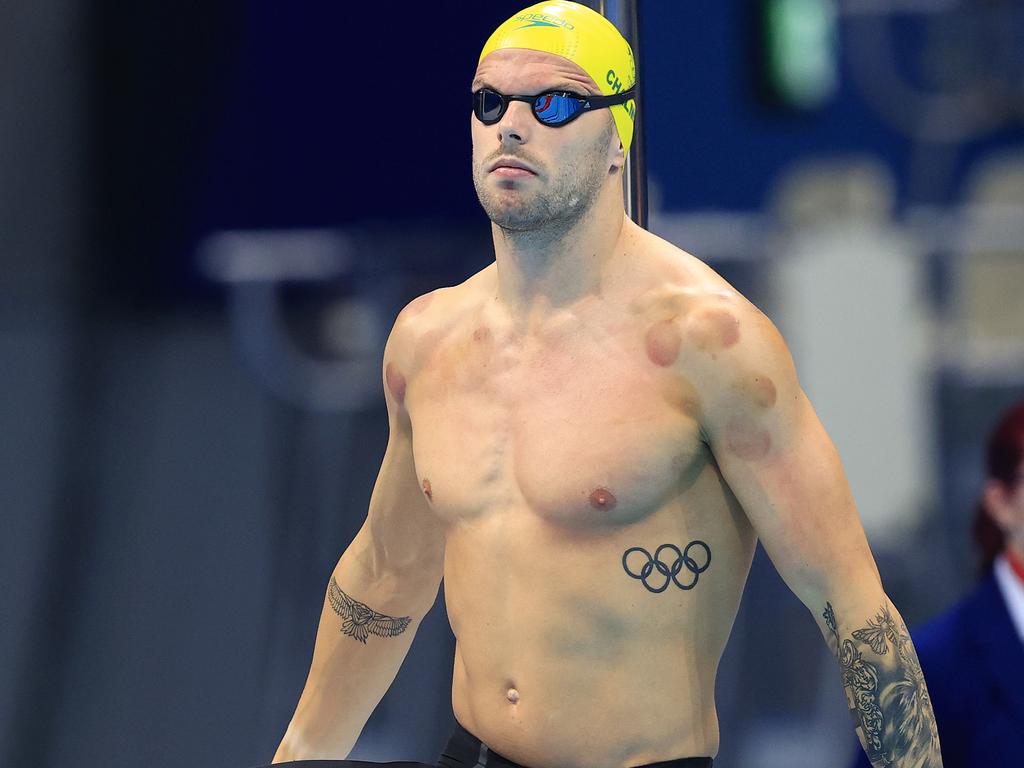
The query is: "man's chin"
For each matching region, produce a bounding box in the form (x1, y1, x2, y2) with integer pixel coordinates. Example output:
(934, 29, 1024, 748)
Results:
(485, 209, 550, 232)
(478, 198, 533, 230)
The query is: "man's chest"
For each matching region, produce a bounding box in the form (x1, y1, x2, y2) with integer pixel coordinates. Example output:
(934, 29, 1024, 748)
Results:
(404, 311, 708, 529)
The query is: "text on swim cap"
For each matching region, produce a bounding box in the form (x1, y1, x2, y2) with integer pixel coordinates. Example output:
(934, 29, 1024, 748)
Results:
(512, 13, 576, 31)
(607, 69, 637, 120)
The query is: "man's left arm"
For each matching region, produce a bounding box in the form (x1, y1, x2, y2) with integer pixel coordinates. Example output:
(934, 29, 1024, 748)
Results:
(688, 296, 942, 768)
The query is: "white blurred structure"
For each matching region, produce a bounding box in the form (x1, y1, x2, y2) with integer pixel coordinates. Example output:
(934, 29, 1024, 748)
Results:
(770, 158, 934, 546)
(951, 151, 1024, 369)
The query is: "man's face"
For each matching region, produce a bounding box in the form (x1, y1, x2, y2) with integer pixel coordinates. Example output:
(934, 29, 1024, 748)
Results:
(470, 48, 619, 232)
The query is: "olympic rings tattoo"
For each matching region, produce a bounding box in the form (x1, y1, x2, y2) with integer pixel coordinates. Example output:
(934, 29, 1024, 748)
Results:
(622, 541, 712, 593)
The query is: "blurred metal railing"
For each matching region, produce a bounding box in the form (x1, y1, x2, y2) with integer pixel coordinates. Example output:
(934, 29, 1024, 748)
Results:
(197, 229, 384, 412)
(583, 0, 648, 229)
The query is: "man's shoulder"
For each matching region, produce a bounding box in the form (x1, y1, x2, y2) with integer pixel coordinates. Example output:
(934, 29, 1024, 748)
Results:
(389, 266, 493, 360)
(632, 235, 797, 422)
(632, 230, 760, 325)
(635, 238, 784, 370)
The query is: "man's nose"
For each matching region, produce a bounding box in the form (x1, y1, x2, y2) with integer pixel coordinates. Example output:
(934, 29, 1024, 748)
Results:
(497, 100, 533, 143)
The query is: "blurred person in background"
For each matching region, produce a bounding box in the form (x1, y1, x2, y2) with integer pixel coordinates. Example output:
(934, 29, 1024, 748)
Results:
(852, 399, 1024, 768)
(269, 3, 942, 767)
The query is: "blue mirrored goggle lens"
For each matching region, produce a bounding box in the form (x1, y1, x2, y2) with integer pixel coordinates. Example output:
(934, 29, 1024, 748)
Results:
(474, 90, 586, 126)
(532, 92, 585, 125)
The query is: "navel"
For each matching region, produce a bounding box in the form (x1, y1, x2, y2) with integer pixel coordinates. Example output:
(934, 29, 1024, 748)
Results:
(422, 478, 433, 501)
(506, 688, 520, 704)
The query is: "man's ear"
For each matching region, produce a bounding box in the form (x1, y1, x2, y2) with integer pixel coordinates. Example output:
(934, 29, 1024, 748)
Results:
(609, 139, 625, 173)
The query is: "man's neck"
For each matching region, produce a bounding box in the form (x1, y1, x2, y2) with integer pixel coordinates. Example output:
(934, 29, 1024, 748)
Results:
(491, 200, 629, 331)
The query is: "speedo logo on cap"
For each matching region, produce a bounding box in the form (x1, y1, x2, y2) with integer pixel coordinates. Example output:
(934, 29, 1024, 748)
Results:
(512, 13, 576, 31)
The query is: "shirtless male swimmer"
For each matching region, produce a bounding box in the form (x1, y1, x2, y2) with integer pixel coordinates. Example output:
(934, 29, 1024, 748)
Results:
(271, 3, 942, 767)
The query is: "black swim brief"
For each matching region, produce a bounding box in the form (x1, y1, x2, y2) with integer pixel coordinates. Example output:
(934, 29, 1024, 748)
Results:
(258, 719, 712, 768)
(437, 719, 713, 768)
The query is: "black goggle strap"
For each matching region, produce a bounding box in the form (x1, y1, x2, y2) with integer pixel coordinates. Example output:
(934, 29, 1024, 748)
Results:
(578, 88, 636, 110)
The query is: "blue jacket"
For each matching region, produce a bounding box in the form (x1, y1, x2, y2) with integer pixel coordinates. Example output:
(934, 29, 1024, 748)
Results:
(851, 570, 1024, 767)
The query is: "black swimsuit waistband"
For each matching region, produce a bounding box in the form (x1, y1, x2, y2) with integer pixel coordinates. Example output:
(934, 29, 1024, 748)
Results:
(438, 719, 712, 768)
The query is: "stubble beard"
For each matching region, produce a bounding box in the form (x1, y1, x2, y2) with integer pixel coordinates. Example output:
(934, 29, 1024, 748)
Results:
(472, 124, 614, 236)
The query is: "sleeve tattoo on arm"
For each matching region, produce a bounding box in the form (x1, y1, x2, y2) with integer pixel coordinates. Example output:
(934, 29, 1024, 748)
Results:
(823, 602, 941, 767)
(328, 576, 412, 644)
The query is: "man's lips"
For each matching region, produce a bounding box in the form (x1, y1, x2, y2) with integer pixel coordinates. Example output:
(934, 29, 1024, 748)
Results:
(489, 157, 537, 175)
(491, 166, 536, 178)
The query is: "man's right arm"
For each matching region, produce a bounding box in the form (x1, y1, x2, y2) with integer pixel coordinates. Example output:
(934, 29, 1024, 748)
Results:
(272, 301, 447, 762)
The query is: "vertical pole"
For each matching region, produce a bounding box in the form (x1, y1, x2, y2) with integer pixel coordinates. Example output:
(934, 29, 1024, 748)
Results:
(594, 0, 647, 229)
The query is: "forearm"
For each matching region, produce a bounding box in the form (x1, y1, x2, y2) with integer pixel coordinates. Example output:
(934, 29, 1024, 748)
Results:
(816, 594, 942, 767)
(272, 554, 441, 762)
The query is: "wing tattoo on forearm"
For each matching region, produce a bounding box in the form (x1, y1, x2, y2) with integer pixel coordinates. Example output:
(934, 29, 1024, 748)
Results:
(823, 601, 941, 767)
(328, 576, 412, 644)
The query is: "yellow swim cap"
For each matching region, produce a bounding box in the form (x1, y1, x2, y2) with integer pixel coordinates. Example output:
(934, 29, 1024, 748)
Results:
(478, 1, 637, 155)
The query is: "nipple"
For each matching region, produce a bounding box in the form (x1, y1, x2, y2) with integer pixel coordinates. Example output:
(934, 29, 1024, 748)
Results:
(589, 487, 617, 511)
(506, 688, 520, 704)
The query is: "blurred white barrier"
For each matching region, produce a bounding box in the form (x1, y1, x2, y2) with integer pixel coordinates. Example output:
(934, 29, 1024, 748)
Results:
(773, 214, 933, 545)
(953, 152, 1024, 362)
(769, 159, 933, 545)
(196, 229, 384, 412)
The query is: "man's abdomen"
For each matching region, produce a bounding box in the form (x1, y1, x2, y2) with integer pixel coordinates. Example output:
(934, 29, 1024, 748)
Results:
(442, 497, 755, 768)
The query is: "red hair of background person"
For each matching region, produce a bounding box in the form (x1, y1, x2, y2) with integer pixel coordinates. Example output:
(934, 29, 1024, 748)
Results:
(973, 400, 1024, 575)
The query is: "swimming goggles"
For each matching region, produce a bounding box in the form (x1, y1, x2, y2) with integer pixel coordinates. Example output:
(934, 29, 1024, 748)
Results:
(472, 87, 636, 127)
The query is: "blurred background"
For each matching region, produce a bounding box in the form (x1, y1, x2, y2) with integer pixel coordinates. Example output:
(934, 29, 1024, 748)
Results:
(2, 1, 1023, 767)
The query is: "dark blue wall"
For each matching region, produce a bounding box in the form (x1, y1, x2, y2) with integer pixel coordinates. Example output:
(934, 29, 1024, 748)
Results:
(93, 1, 1023, 302)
